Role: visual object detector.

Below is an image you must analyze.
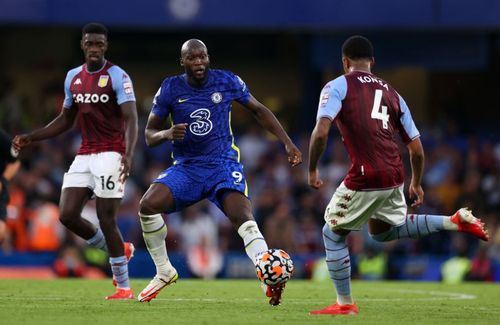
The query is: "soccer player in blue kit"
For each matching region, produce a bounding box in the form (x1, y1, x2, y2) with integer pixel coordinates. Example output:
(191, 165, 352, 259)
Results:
(137, 39, 302, 305)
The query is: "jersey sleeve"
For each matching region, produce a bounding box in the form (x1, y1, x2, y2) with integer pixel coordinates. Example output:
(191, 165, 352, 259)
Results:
(62, 68, 81, 109)
(397, 94, 420, 144)
(231, 73, 251, 104)
(108, 66, 136, 105)
(151, 80, 171, 118)
(316, 76, 347, 120)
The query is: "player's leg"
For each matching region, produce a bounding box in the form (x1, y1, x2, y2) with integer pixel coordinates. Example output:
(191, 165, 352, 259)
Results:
(96, 197, 124, 255)
(323, 225, 353, 303)
(139, 183, 177, 278)
(210, 160, 278, 303)
(219, 190, 286, 304)
(220, 191, 268, 263)
(60, 154, 110, 250)
(211, 160, 268, 264)
(138, 164, 201, 302)
(59, 187, 96, 238)
(90, 152, 133, 299)
(370, 211, 488, 241)
(369, 186, 488, 241)
(310, 224, 359, 315)
(95, 196, 133, 298)
(310, 182, 383, 315)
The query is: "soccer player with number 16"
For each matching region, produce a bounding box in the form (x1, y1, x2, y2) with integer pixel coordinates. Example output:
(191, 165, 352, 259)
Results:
(13, 23, 138, 300)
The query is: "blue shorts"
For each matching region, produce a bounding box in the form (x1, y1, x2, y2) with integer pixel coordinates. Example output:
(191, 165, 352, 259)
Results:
(153, 160, 249, 213)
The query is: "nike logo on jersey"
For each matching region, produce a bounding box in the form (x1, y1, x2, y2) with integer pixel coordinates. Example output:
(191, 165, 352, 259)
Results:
(178, 98, 190, 103)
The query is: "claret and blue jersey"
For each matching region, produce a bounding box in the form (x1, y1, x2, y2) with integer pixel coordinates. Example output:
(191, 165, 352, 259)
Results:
(316, 70, 420, 190)
(62, 60, 136, 155)
(152, 69, 250, 163)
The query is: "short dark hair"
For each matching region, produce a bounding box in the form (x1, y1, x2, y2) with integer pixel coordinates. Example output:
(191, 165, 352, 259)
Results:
(82, 23, 108, 37)
(342, 35, 374, 60)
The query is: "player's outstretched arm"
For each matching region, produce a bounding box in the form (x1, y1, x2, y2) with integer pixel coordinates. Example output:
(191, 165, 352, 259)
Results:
(144, 112, 187, 147)
(119, 101, 138, 183)
(12, 108, 77, 152)
(241, 94, 302, 166)
(308, 117, 331, 189)
(407, 137, 425, 207)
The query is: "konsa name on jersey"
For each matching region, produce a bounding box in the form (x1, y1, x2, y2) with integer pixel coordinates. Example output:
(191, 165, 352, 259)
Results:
(73, 93, 110, 104)
(357, 75, 389, 90)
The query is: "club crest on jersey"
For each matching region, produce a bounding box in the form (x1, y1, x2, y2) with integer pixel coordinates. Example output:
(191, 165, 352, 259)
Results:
(98, 75, 109, 88)
(211, 92, 222, 104)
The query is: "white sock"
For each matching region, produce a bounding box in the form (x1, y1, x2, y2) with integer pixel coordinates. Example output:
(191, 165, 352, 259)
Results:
(337, 294, 354, 305)
(139, 213, 175, 276)
(237, 220, 268, 265)
(443, 216, 458, 231)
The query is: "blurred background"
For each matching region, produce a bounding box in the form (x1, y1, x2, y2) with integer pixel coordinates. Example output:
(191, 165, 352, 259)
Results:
(0, 0, 499, 283)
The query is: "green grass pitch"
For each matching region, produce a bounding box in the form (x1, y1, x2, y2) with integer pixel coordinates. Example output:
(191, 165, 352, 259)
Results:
(0, 279, 499, 324)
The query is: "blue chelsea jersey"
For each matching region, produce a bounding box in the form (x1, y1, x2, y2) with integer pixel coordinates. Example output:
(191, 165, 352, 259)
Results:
(151, 69, 251, 163)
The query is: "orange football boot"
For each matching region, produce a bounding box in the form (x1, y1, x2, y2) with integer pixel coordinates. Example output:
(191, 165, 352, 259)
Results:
(450, 208, 489, 241)
(310, 303, 359, 315)
(105, 288, 134, 300)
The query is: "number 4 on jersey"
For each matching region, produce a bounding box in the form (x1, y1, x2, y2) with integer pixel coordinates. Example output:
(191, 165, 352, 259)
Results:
(371, 89, 389, 129)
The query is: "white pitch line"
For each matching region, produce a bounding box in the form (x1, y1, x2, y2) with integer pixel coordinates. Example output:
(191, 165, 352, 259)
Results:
(380, 288, 477, 300)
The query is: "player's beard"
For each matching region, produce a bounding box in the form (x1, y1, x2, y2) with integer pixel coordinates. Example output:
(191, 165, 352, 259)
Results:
(190, 67, 209, 85)
(85, 52, 105, 71)
(86, 55, 105, 72)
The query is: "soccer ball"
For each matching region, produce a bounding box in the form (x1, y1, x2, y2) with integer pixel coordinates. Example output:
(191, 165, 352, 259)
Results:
(255, 248, 294, 286)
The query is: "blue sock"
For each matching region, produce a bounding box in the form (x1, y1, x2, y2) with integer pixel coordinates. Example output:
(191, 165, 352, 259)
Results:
(322, 224, 353, 305)
(371, 214, 447, 241)
(109, 256, 129, 289)
(86, 228, 108, 251)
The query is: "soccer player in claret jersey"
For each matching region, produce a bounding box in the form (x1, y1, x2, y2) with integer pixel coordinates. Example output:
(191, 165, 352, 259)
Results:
(307, 36, 489, 315)
(12, 23, 138, 300)
(136, 39, 302, 305)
